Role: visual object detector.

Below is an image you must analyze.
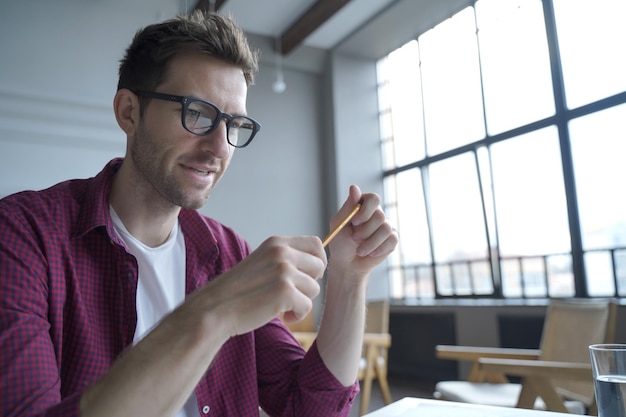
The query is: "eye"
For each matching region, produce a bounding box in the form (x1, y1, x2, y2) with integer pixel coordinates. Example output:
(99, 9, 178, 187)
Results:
(231, 117, 254, 130)
(186, 109, 202, 121)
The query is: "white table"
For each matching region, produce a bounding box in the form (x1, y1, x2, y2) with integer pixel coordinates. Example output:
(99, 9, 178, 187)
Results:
(364, 398, 573, 417)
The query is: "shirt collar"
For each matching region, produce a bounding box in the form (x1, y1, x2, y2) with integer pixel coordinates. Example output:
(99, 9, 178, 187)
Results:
(74, 158, 122, 241)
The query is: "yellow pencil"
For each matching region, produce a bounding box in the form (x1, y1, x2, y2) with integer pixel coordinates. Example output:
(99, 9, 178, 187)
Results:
(321, 203, 362, 247)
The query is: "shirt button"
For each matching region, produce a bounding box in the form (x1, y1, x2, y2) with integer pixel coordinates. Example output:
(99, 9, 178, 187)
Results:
(202, 405, 210, 414)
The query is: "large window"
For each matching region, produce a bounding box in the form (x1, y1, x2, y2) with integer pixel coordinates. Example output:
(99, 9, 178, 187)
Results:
(379, 0, 626, 300)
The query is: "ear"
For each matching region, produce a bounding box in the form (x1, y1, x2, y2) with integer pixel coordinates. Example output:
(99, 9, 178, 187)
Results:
(113, 89, 140, 137)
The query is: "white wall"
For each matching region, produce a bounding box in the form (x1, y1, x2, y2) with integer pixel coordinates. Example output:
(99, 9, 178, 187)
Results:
(0, 0, 180, 196)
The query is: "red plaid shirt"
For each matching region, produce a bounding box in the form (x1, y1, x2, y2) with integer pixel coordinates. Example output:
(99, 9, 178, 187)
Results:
(0, 158, 358, 417)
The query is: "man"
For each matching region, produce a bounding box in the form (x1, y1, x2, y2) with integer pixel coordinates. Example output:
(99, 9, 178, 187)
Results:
(0, 10, 398, 417)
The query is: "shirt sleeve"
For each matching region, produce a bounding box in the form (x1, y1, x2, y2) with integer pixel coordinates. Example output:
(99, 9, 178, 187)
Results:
(255, 318, 359, 417)
(0, 205, 82, 417)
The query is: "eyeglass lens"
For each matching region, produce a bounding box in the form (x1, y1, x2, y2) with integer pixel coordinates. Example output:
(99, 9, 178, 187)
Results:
(184, 100, 255, 147)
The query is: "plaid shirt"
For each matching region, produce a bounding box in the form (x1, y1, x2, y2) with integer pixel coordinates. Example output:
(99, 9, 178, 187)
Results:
(0, 158, 358, 417)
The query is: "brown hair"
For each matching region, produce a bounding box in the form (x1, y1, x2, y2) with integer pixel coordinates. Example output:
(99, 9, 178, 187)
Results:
(117, 10, 259, 92)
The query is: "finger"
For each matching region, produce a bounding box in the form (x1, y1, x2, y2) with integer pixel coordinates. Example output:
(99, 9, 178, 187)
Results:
(287, 268, 322, 300)
(263, 236, 326, 278)
(281, 294, 313, 323)
(331, 185, 362, 227)
(350, 192, 381, 227)
(288, 235, 327, 262)
(351, 206, 386, 242)
(286, 236, 327, 278)
(358, 226, 399, 258)
(353, 217, 398, 257)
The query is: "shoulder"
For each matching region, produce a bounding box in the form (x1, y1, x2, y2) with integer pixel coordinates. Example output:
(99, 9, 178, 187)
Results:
(0, 178, 90, 232)
(0, 159, 120, 238)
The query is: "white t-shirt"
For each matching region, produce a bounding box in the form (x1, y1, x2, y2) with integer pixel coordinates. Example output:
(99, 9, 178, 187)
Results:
(111, 208, 199, 417)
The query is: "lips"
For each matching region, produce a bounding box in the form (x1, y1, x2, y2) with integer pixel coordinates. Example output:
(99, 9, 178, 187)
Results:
(191, 167, 210, 175)
(180, 163, 219, 187)
(184, 164, 218, 175)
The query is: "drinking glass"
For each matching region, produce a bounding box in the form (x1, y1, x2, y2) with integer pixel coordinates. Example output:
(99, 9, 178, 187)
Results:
(590, 344, 626, 417)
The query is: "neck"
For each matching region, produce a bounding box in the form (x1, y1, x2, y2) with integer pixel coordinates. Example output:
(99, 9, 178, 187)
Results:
(110, 161, 181, 248)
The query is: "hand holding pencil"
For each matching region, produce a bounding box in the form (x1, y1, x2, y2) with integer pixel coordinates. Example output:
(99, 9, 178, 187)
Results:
(321, 185, 398, 266)
(321, 202, 362, 247)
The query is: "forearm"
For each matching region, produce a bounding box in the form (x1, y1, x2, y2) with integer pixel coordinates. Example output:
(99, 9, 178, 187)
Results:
(80, 302, 229, 417)
(315, 266, 368, 386)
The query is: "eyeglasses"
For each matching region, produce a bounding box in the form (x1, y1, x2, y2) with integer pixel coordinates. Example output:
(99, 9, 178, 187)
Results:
(132, 90, 261, 148)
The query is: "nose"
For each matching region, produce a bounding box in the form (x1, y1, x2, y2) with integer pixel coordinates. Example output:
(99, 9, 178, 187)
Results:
(200, 118, 230, 158)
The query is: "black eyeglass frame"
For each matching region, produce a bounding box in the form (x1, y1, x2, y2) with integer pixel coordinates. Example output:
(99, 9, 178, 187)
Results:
(132, 90, 261, 148)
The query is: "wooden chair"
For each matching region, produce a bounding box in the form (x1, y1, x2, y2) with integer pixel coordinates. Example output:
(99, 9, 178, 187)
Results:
(434, 299, 618, 415)
(358, 300, 393, 415)
(287, 300, 393, 416)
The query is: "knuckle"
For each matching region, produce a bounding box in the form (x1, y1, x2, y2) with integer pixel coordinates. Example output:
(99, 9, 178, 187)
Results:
(268, 243, 292, 261)
(275, 260, 295, 277)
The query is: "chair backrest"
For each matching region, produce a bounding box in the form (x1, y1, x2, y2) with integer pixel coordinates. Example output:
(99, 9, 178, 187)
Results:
(365, 299, 390, 334)
(363, 299, 391, 366)
(538, 299, 617, 400)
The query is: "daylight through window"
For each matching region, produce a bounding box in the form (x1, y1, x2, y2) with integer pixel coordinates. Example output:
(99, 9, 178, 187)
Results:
(379, 0, 626, 300)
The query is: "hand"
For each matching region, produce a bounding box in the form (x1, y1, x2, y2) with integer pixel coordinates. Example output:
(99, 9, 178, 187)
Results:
(191, 236, 327, 337)
(327, 185, 398, 278)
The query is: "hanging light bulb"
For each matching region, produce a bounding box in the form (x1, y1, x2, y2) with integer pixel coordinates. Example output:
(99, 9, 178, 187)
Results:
(272, 37, 286, 94)
(273, 71, 286, 94)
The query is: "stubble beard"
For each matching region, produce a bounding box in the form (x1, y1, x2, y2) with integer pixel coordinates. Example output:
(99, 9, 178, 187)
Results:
(131, 123, 212, 211)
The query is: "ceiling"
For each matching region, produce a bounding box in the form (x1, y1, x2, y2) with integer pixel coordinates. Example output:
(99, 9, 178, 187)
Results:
(192, 0, 397, 55)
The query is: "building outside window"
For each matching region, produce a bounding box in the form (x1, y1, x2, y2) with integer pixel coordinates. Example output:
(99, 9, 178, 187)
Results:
(378, 0, 626, 301)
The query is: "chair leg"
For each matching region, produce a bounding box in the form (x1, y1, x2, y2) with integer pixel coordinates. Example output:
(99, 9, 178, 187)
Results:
(375, 360, 392, 405)
(516, 379, 539, 409)
(527, 377, 569, 414)
(360, 346, 377, 416)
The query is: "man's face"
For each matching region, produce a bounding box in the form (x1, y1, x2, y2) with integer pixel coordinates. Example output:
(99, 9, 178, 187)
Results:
(130, 52, 249, 210)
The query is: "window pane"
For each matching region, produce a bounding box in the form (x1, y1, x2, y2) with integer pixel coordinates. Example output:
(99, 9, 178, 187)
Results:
(386, 41, 425, 166)
(547, 254, 574, 297)
(436, 265, 453, 296)
(553, 0, 626, 109)
(476, 0, 555, 135)
(476, 146, 499, 250)
(380, 118, 395, 168)
(586, 251, 616, 297)
(419, 7, 485, 155)
(403, 267, 419, 299)
(616, 250, 626, 297)
(389, 267, 404, 299)
(377, 76, 391, 112)
(502, 259, 523, 297)
(395, 169, 432, 265)
(522, 257, 547, 297)
(491, 127, 571, 256)
(404, 266, 436, 300)
(452, 263, 472, 295)
(569, 104, 626, 250)
(376, 55, 391, 86)
(384, 176, 403, 299)
(472, 260, 494, 294)
(417, 266, 436, 299)
(429, 153, 488, 262)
